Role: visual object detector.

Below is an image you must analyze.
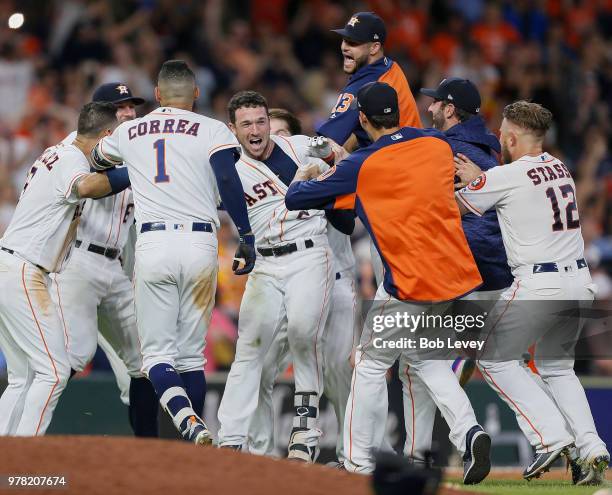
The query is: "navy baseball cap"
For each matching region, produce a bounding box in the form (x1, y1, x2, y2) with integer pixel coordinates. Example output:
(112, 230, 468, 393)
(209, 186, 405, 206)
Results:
(92, 82, 145, 105)
(357, 82, 398, 118)
(332, 12, 386, 44)
(420, 77, 481, 115)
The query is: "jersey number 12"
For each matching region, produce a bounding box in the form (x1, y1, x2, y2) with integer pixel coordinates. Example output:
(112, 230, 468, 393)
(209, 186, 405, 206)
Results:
(545, 184, 579, 232)
(153, 139, 170, 183)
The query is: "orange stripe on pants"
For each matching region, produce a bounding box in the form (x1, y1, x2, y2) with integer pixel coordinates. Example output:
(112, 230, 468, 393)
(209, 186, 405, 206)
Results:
(21, 263, 60, 435)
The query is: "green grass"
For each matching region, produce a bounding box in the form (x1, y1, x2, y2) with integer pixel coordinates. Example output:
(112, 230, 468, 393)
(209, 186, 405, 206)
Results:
(444, 478, 612, 494)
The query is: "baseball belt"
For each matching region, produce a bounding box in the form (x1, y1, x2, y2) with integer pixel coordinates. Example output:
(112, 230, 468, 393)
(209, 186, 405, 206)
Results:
(140, 221, 214, 233)
(257, 239, 314, 257)
(75, 240, 120, 260)
(532, 258, 587, 274)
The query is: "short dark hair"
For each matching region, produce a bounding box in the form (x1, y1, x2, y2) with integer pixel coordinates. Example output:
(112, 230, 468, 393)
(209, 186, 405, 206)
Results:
(502, 100, 553, 137)
(228, 91, 269, 124)
(77, 102, 117, 137)
(158, 59, 195, 84)
(268, 108, 302, 135)
(367, 111, 400, 129)
(440, 100, 473, 123)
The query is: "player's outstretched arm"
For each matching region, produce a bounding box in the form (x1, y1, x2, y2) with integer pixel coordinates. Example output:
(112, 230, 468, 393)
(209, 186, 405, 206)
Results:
(76, 167, 130, 199)
(90, 140, 123, 171)
(210, 147, 255, 275)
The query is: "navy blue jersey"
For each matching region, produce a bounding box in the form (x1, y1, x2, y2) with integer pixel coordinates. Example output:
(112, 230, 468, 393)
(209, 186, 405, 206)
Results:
(445, 117, 513, 291)
(317, 57, 422, 148)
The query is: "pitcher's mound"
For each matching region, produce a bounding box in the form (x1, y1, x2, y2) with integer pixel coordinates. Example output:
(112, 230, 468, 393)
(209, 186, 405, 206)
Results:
(0, 436, 370, 495)
(1, 436, 486, 494)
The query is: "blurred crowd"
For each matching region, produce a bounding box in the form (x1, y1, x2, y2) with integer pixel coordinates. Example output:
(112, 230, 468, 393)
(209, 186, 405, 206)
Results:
(0, 0, 611, 374)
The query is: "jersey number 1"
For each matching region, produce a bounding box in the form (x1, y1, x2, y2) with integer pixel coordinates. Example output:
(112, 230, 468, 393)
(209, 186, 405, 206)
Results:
(153, 139, 170, 183)
(545, 184, 579, 232)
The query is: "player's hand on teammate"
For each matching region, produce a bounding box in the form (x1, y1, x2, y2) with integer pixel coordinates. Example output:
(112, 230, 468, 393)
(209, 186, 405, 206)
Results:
(232, 233, 256, 275)
(307, 136, 335, 164)
(330, 140, 349, 163)
(293, 162, 323, 183)
(454, 153, 482, 189)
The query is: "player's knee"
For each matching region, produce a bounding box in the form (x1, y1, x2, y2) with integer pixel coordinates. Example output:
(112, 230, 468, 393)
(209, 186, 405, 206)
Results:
(289, 332, 316, 358)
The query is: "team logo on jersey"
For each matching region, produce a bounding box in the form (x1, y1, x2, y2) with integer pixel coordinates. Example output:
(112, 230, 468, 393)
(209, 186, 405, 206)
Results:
(116, 84, 129, 94)
(347, 16, 359, 27)
(316, 166, 336, 181)
(467, 173, 486, 190)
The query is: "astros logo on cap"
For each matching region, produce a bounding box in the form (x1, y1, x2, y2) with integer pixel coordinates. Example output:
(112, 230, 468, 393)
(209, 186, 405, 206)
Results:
(347, 16, 359, 27)
(116, 84, 129, 94)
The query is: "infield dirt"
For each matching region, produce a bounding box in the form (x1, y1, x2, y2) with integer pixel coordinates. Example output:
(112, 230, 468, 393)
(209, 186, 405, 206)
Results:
(0, 436, 487, 495)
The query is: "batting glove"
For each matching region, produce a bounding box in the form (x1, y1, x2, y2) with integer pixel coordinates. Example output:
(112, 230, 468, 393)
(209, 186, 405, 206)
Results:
(233, 233, 256, 275)
(307, 136, 335, 164)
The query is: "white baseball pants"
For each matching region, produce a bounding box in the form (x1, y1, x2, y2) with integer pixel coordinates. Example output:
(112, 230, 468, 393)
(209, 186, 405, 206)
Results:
(218, 238, 333, 446)
(478, 262, 607, 458)
(344, 285, 480, 473)
(248, 271, 356, 459)
(51, 247, 143, 378)
(0, 251, 71, 436)
(134, 228, 218, 374)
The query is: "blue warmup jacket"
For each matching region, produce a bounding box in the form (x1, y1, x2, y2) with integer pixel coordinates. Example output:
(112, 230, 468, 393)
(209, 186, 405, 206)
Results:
(446, 117, 513, 291)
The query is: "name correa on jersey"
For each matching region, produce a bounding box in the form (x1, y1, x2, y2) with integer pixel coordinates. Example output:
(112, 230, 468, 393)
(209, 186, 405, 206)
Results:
(127, 119, 200, 139)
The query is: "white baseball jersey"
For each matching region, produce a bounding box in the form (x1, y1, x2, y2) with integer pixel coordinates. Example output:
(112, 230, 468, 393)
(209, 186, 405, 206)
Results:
(1, 143, 88, 272)
(456, 152, 584, 269)
(236, 134, 327, 246)
(62, 132, 135, 249)
(97, 107, 238, 227)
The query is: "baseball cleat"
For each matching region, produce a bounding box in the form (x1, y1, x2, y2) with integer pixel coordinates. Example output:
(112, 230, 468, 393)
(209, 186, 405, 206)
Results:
(287, 427, 322, 463)
(182, 416, 213, 445)
(568, 457, 583, 485)
(576, 454, 609, 486)
(462, 425, 491, 484)
(523, 445, 568, 480)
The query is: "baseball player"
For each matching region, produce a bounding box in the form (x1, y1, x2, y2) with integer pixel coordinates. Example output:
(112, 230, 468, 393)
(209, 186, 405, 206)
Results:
(91, 60, 255, 445)
(455, 100, 609, 483)
(398, 78, 514, 462)
(0, 102, 131, 436)
(246, 108, 357, 464)
(315, 11, 421, 158)
(217, 92, 351, 462)
(52, 83, 159, 437)
(285, 82, 491, 484)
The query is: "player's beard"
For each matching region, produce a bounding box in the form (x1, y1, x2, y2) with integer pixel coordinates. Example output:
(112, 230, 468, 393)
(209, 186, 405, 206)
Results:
(501, 142, 513, 164)
(343, 52, 368, 74)
(431, 109, 446, 130)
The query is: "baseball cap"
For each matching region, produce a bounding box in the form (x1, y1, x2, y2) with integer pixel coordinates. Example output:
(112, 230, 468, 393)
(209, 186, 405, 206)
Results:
(331, 12, 386, 44)
(420, 77, 481, 115)
(92, 82, 145, 105)
(357, 82, 398, 118)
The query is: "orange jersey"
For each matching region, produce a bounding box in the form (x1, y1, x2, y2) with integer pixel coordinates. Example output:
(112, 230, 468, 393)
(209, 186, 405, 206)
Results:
(317, 56, 421, 148)
(286, 127, 482, 302)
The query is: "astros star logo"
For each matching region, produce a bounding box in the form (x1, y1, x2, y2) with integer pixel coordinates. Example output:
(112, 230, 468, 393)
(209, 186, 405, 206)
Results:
(116, 84, 129, 94)
(347, 16, 359, 27)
